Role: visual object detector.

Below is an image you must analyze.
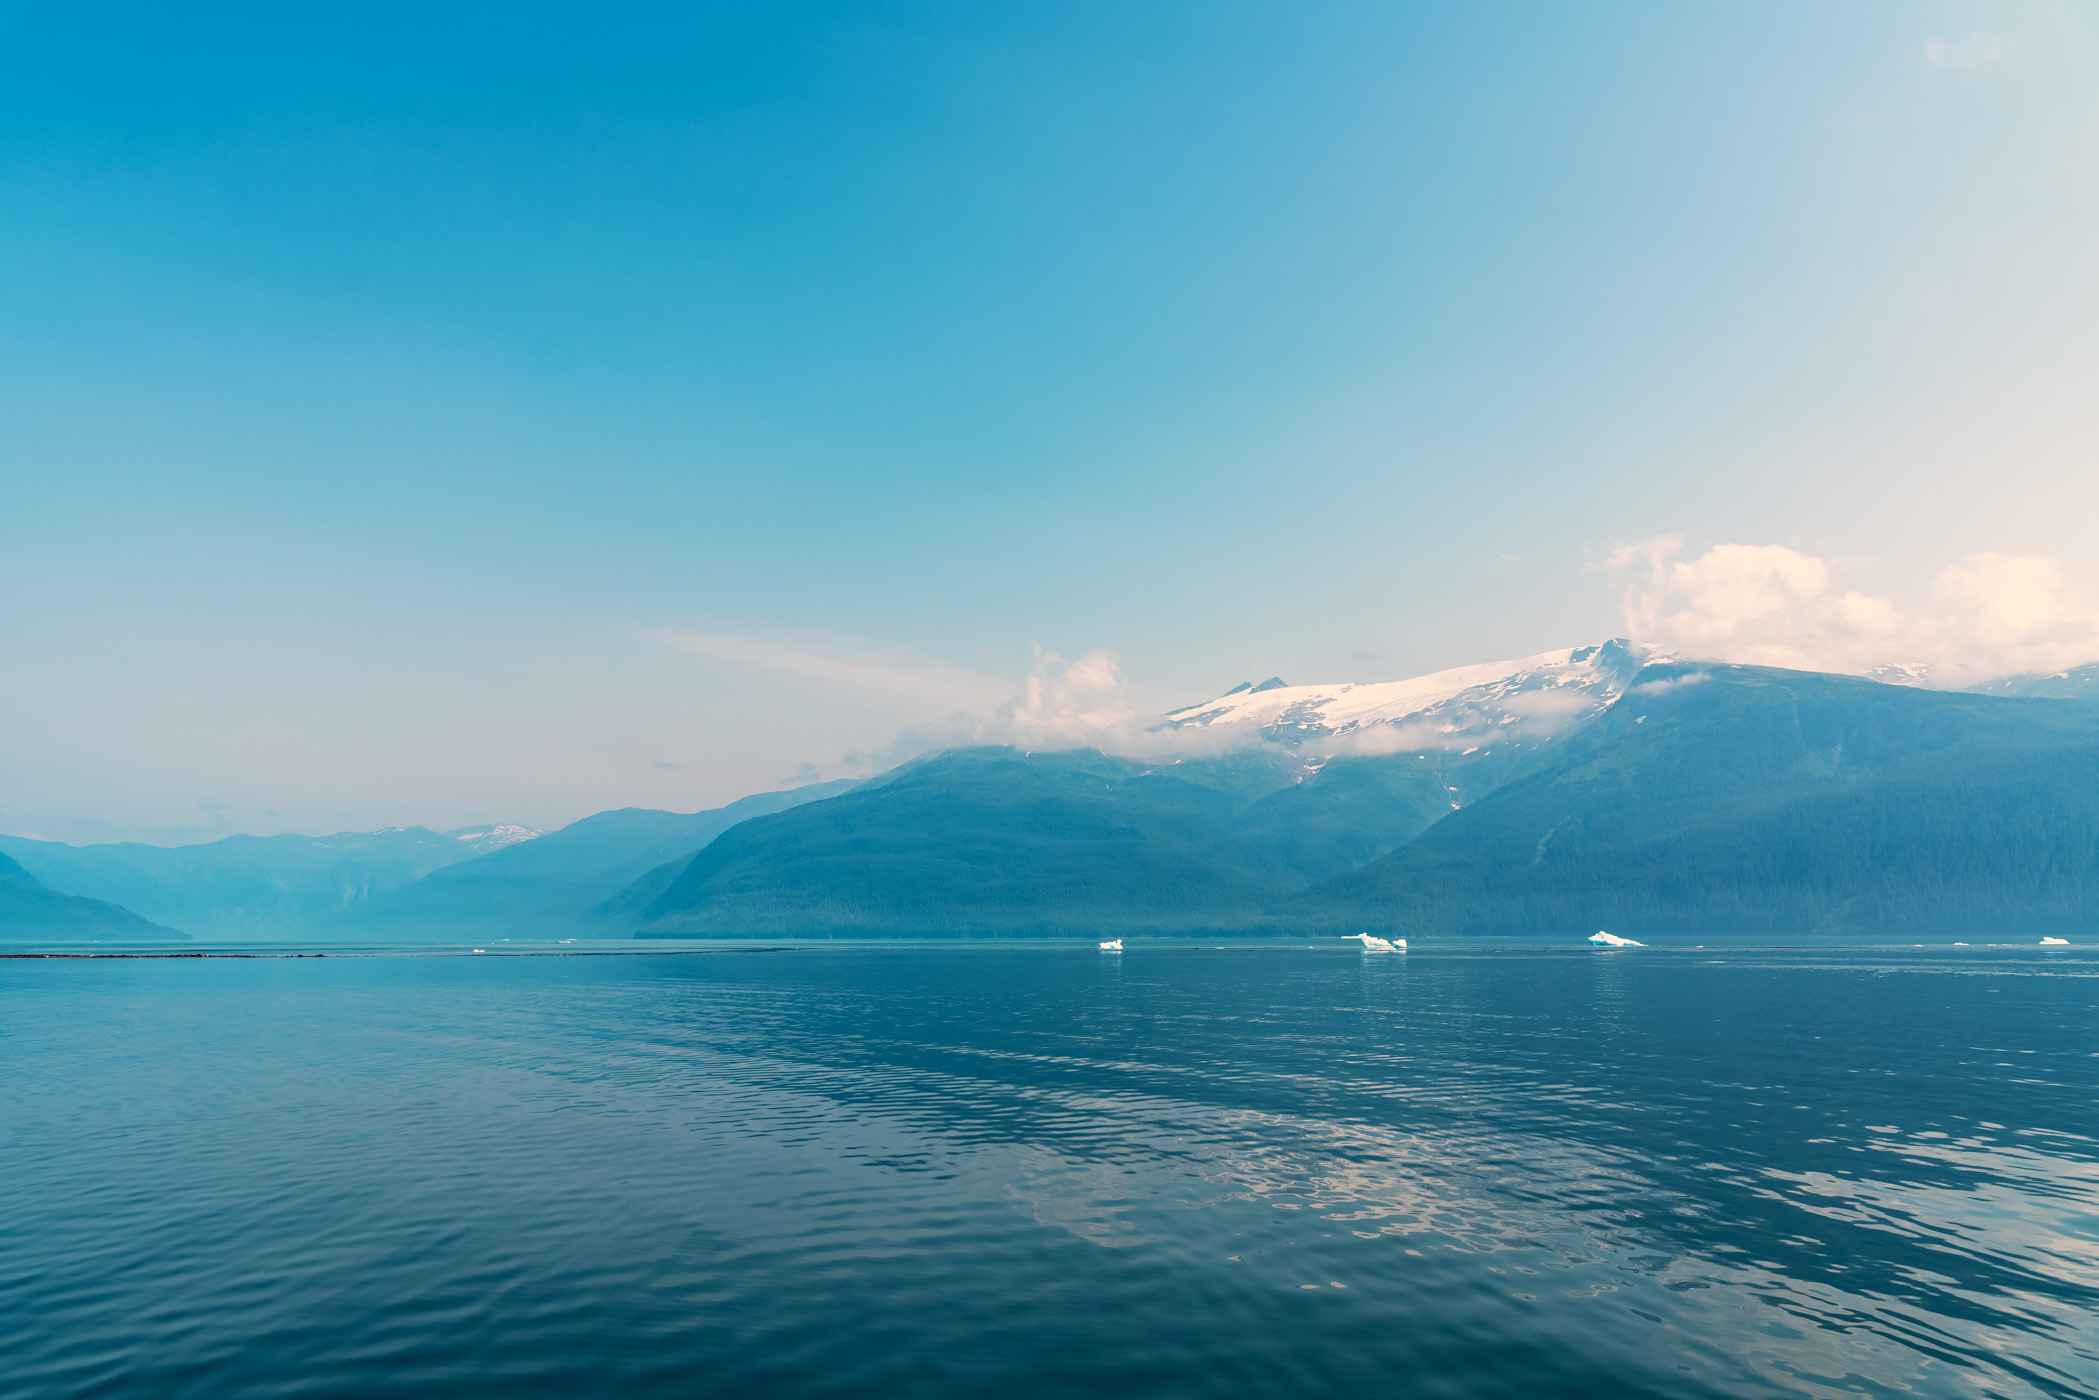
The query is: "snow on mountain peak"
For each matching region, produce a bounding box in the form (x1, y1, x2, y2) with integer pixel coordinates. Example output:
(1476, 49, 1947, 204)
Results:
(1158, 639, 1664, 753)
(446, 824, 541, 853)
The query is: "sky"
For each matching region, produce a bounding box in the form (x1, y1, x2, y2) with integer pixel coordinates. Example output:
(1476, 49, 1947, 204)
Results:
(3, 1, 2096, 844)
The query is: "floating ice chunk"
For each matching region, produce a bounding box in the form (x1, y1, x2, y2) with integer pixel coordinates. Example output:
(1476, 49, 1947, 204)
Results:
(1099, 939, 1123, 951)
(1588, 931, 1643, 947)
(2039, 937, 2070, 946)
(1350, 932, 1404, 952)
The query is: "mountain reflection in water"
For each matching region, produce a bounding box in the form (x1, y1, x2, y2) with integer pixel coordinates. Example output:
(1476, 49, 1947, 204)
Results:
(3, 943, 2094, 1399)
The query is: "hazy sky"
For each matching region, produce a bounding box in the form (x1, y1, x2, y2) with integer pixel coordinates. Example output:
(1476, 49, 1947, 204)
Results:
(4, 1, 2096, 843)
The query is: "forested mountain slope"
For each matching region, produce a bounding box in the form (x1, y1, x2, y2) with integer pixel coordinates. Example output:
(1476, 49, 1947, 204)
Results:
(637, 748, 1301, 936)
(324, 783, 855, 939)
(632, 740, 1583, 937)
(1293, 665, 2099, 939)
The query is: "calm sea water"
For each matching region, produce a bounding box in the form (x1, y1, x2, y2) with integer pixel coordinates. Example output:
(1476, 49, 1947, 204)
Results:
(3, 943, 2094, 1399)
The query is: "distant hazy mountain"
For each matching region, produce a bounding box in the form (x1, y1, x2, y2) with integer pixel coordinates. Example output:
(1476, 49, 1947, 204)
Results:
(1860, 660, 2099, 703)
(0, 851, 187, 942)
(1968, 662, 2099, 703)
(0, 825, 537, 939)
(325, 783, 856, 940)
(1291, 663, 2099, 939)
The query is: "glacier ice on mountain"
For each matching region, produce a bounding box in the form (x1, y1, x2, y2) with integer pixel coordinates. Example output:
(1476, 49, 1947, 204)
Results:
(1156, 638, 1663, 757)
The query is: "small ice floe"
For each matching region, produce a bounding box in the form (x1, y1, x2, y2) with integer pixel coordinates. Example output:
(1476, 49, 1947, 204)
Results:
(1588, 931, 1642, 947)
(1351, 933, 1404, 952)
(472, 948, 487, 954)
(1099, 939, 1123, 951)
(2039, 937, 2070, 946)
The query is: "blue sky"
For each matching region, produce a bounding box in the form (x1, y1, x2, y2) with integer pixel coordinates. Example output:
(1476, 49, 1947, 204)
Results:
(4, 1, 2095, 842)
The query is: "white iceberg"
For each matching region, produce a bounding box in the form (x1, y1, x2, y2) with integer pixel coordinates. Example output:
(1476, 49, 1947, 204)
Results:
(1350, 933, 1405, 952)
(1588, 931, 1642, 947)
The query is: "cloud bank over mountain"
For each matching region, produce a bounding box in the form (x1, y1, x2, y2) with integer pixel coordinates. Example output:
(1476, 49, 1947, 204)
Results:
(842, 641, 1661, 780)
(843, 647, 1155, 774)
(1607, 535, 2099, 683)
(807, 533, 2099, 784)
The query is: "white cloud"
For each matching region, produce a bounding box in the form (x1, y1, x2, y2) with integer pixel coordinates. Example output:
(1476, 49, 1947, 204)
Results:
(1605, 535, 2099, 680)
(1934, 553, 2099, 667)
(833, 646, 1147, 775)
(892, 646, 1145, 753)
(1925, 32, 2006, 68)
(1625, 670, 1713, 699)
(1000, 646, 1138, 747)
(688, 539, 2099, 789)
(840, 645, 1288, 775)
(649, 630, 1231, 779)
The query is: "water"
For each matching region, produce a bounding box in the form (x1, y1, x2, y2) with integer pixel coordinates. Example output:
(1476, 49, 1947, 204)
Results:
(3, 943, 2094, 1399)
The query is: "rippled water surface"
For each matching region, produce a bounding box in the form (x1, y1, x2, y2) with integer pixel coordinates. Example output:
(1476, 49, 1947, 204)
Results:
(4, 943, 2095, 1399)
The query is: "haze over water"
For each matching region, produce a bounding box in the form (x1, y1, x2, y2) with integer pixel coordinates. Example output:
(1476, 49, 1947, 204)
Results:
(4, 943, 2093, 1399)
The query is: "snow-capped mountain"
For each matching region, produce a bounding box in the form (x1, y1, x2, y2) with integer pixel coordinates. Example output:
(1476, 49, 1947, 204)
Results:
(1861, 661, 2099, 702)
(1967, 662, 2099, 703)
(1860, 663, 1940, 688)
(1158, 639, 1663, 755)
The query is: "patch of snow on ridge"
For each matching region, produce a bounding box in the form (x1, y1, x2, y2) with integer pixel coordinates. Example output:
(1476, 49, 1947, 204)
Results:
(1159, 639, 1664, 753)
(447, 824, 541, 853)
(1967, 662, 2099, 702)
(1863, 662, 1938, 688)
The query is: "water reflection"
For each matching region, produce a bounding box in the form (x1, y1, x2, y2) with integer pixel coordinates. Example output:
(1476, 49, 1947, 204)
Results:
(1352, 942, 1411, 1005)
(1, 945, 2093, 1399)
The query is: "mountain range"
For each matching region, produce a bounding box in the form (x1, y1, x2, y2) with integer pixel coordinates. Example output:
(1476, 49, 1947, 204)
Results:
(0, 850, 188, 941)
(633, 648, 2099, 939)
(314, 782, 856, 941)
(0, 824, 537, 940)
(7, 642, 2097, 943)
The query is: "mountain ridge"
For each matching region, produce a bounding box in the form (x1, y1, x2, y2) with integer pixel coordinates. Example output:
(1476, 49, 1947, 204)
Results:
(0, 824, 543, 939)
(321, 782, 858, 940)
(632, 649, 2099, 940)
(0, 851, 189, 941)
(15, 639, 2099, 943)
(1286, 662, 2099, 938)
